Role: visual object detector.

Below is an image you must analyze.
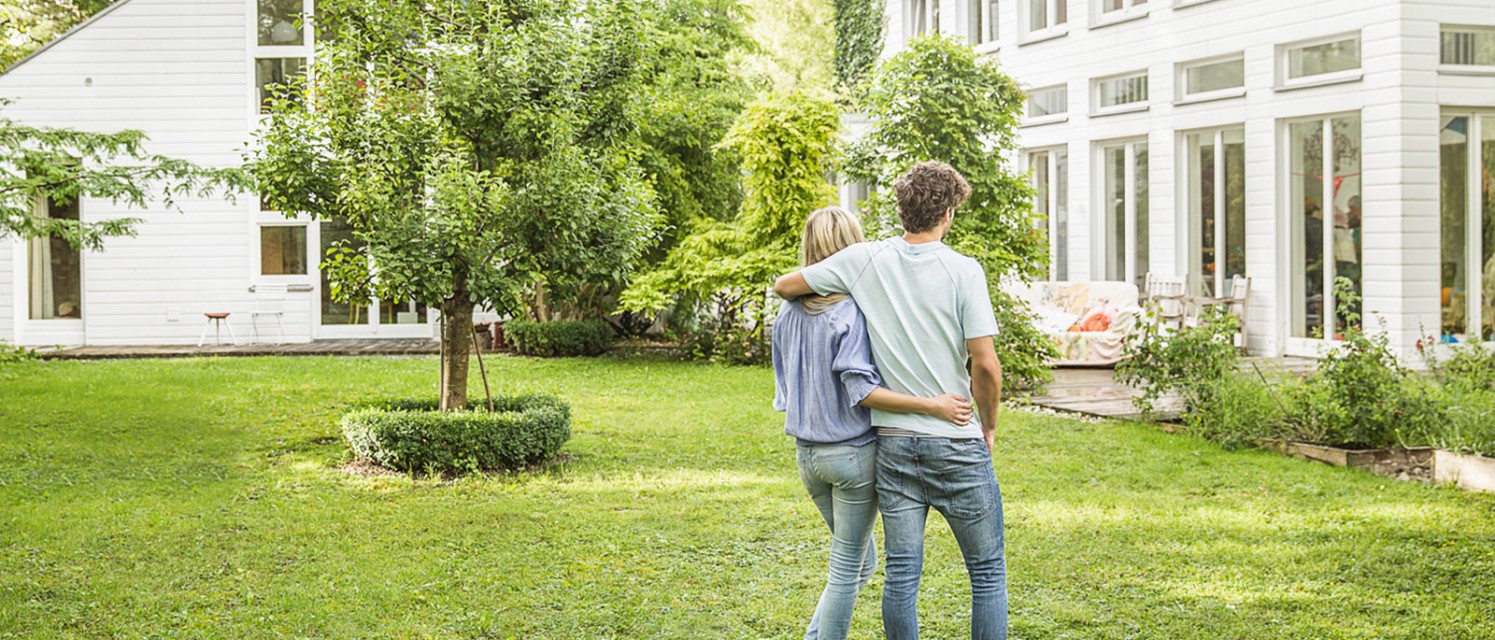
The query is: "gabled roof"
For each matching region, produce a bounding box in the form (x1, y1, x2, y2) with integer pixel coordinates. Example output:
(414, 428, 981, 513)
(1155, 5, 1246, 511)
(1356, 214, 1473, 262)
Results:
(3, 0, 136, 76)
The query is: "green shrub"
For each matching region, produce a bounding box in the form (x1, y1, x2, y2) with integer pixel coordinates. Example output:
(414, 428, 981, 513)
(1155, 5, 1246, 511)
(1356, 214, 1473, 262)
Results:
(1427, 345, 1495, 393)
(1117, 305, 1241, 416)
(684, 322, 770, 366)
(1421, 388, 1495, 457)
(342, 394, 571, 475)
(0, 342, 37, 364)
(1185, 371, 1295, 450)
(504, 320, 616, 357)
(992, 288, 1057, 393)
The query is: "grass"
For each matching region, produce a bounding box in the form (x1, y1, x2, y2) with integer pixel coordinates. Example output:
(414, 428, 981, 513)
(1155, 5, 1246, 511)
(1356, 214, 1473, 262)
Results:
(1, 355, 1493, 639)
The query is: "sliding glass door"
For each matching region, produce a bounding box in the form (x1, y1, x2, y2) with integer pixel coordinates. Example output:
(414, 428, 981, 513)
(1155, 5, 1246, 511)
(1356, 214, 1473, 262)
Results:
(316, 218, 434, 338)
(1287, 114, 1362, 342)
(1101, 140, 1148, 288)
(1185, 128, 1246, 297)
(1439, 114, 1495, 344)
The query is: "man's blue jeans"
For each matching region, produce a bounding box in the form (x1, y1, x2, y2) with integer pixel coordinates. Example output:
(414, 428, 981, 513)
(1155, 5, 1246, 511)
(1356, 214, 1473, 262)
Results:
(877, 436, 1007, 640)
(797, 442, 880, 640)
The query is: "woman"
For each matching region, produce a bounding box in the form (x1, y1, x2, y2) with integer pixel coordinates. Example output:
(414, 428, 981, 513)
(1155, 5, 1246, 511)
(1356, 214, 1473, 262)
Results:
(772, 206, 973, 640)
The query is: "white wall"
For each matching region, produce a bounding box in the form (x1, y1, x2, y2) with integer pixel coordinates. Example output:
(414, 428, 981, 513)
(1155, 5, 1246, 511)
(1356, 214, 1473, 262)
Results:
(0, 0, 318, 345)
(0, 240, 11, 344)
(881, 0, 1495, 356)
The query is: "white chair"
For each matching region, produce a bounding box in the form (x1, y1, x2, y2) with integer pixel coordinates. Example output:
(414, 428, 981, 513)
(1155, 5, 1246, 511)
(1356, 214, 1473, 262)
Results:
(1194, 275, 1252, 349)
(251, 284, 288, 343)
(1142, 273, 1189, 330)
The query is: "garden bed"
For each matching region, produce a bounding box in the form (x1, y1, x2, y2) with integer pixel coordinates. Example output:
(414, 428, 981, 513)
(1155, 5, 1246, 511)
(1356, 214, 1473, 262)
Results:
(1433, 450, 1495, 494)
(1257, 440, 1434, 483)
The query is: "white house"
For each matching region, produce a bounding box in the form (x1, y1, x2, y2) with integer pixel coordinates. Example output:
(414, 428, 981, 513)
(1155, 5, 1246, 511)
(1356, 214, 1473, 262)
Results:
(0, 0, 436, 347)
(881, 0, 1495, 357)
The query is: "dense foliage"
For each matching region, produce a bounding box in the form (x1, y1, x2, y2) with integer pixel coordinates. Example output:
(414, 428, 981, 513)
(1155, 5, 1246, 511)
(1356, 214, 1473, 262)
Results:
(505, 319, 617, 358)
(620, 91, 840, 365)
(844, 35, 1056, 390)
(342, 394, 571, 475)
(1117, 305, 1242, 417)
(1124, 279, 1494, 455)
(832, 0, 883, 96)
(250, 0, 661, 409)
(0, 103, 251, 248)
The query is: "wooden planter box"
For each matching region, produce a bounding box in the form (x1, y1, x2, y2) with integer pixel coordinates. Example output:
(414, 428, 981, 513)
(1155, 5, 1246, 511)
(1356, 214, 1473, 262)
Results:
(1257, 440, 1435, 482)
(1433, 450, 1495, 494)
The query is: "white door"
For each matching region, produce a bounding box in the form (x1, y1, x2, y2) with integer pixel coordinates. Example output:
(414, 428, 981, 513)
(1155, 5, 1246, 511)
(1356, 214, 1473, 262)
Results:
(1099, 139, 1148, 289)
(1438, 112, 1495, 345)
(1283, 114, 1362, 357)
(314, 218, 435, 339)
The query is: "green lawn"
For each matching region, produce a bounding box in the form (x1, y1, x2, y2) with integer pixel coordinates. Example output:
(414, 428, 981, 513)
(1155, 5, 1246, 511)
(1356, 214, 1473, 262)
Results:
(1, 356, 1492, 639)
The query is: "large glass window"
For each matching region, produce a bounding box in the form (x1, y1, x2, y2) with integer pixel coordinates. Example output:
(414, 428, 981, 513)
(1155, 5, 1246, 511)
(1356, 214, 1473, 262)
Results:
(256, 57, 305, 113)
(1027, 0, 1066, 34)
(260, 225, 308, 275)
(1101, 0, 1146, 14)
(257, 0, 305, 46)
(969, 0, 999, 45)
(1439, 114, 1495, 343)
(320, 218, 368, 326)
(1186, 128, 1246, 297)
(1031, 149, 1069, 281)
(1027, 85, 1067, 119)
(1285, 35, 1361, 81)
(1182, 56, 1245, 97)
(1441, 26, 1495, 67)
(28, 195, 82, 320)
(908, 0, 939, 37)
(1289, 115, 1362, 340)
(1101, 140, 1148, 288)
(1097, 72, 1148, 110)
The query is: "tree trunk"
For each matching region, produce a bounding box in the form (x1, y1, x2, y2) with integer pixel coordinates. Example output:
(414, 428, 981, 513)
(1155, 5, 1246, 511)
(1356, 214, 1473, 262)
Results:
(439, 287, 473, 412)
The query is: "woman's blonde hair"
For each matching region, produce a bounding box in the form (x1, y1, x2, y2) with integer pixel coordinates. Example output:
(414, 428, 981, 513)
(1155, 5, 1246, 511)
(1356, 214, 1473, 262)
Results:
(801, 206, 865, 267)
(799, 206, 864, 314)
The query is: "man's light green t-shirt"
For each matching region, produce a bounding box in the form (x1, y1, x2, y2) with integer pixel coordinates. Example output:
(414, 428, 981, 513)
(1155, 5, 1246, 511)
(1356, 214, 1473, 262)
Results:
(801, 237, 998, 439)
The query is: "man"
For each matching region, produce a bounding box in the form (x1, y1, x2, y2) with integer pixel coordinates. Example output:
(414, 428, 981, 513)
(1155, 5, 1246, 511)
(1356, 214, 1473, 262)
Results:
(773, 161, 1007, 639)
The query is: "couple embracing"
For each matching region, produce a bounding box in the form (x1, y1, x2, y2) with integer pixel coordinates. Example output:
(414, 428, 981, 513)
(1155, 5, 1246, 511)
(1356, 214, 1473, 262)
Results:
(771, 161, 1007, 640)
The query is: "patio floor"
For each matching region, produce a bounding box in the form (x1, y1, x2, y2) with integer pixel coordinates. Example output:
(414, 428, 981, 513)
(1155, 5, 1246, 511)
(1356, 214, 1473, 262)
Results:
(40, 338, 442, 360)
(1029, 357, 1316, 421)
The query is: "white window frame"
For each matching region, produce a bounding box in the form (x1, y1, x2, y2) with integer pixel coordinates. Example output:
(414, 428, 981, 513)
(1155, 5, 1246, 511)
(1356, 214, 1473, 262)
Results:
(968, 0, 1001, 52)
(1093, 0, 1149, 28)
(1280, 112, 1362, 353)
(1097, 139, 1149, 286)
(1029, 148, 1069, 281)
(256, 220, 313, 280)
(1182, 126, 1246, 297)
(1440, 24, 1495, 74)
(1092, 71, 1149, 116)
(1021, 0, 1068, 44)
(1176, 54, 1245, 104)
(249, 0, 315, 122)
(1440, 111, 1493, 342)
(907, 0, 940, 38)
(1277, 32, 1362, 91)
(1025, 84, 1068, 125)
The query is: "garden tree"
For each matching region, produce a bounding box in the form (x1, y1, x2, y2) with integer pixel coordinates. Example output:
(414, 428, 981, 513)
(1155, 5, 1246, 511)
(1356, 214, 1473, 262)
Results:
(843, 35, 1058, 389)
(546, 0, 756, 326)
(0, 0, 114, 70)
(251, 0, 660, 411)
(0, 104, 251, 248)
(832, 0, 883, 96)
(620, 91, 840, 362)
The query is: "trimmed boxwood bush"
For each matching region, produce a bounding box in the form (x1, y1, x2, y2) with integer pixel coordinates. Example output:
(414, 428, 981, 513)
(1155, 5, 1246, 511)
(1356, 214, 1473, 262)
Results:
(342, 394, 570, 475)
(504, 319, 615, 357)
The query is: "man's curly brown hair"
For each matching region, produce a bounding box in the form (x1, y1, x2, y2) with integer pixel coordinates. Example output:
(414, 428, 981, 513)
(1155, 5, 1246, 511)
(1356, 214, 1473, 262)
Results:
(893, 161, 971, 234)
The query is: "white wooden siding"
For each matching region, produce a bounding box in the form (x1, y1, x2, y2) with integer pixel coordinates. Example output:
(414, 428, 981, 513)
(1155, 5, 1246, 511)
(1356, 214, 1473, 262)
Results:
(0, 240, 11, 343)
(880, 0, 1495, 356)
(0, 0, 320, 346)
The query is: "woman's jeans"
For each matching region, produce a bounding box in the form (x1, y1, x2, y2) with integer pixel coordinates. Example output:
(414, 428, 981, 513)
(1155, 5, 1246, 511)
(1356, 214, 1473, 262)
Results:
(877, 436, 1007, 640)
(796, 441, 880, 640)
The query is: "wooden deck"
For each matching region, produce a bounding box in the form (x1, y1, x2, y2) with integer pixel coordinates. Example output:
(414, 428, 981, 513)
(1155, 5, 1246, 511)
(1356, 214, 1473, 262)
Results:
(40, 338, 442, 360)
(1028, 357, 1316, 421)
